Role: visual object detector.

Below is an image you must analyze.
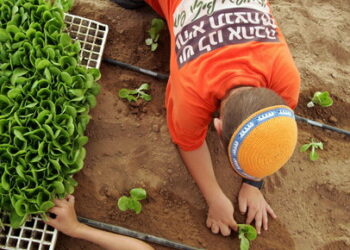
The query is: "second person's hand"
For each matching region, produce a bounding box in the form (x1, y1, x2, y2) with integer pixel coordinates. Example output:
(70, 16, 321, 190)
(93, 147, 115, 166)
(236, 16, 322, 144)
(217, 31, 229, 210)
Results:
(206, 191, 238, 236)
(46, 195, 83, 238)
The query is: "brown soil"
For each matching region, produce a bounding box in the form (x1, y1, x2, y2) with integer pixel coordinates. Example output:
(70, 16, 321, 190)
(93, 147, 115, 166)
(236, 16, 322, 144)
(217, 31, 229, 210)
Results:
(57, 0, 350, 249)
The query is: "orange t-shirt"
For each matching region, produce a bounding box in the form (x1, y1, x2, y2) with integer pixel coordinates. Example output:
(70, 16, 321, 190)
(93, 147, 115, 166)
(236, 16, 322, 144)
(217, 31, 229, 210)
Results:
(145, 0, 301, 151)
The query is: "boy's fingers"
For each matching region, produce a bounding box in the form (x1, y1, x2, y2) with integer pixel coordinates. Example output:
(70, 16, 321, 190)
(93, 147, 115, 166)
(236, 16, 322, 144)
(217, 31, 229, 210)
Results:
(255, 211, 262, 234)
(48, 207, 60, 215)
(45, 217, 57, 228)
(262, 209, 268, 231)
(67, 195, 75, 204)
(239, 197, 247, 214)
(266, 205, 277, 219)
(219, 224, 231, 236)
(246, 207, 256, 225)
(206, 218, 212, 228)
(229, 219, 238, 231)
(54, 199, 67, 207)
(211, 223, 219, 234)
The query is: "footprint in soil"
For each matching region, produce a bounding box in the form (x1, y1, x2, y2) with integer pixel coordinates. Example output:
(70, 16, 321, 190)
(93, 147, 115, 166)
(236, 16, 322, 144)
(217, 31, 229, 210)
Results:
(265, 168, 287, 194)
(132, 145, 150, 163)
(316, 183, 350, 210)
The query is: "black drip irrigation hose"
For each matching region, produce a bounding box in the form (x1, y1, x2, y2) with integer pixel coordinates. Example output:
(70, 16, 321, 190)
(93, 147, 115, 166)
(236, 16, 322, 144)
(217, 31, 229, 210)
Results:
(295, 115, 350, 136)
(103, 57, 350, 137)
(77, 216, 203, 250)
(103, 58, 169, 81)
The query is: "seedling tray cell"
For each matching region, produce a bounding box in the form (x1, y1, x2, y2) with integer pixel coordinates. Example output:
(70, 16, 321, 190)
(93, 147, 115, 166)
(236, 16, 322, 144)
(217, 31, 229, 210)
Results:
(0, 214, 57, 250)
(64, 13, 109, 68)
(0, 14, 109, 250)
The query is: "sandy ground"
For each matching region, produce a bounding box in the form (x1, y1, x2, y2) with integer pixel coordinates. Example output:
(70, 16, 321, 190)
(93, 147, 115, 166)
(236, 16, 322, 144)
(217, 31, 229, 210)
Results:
(56, 0, 350, 249)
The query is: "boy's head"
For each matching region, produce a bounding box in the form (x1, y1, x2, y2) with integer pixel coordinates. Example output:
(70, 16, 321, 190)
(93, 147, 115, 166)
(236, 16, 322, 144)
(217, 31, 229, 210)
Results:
(214, 87, 298, 181)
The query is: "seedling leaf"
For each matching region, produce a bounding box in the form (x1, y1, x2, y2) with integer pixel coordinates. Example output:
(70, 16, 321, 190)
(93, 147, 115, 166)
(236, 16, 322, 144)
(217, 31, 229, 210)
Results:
(129, 199, 142, 214)
(117, 196, 130, 211)
(145, 18, 164, 52)
(10, 213, 28, 229)
(300, 144, 311, 152)
(240, 237, 250, 250)
(0, 29, 10, 42)
(300, 140, 323, 161)
(151, 43, 158, 52)
(238, 224, 257, 241)
(8, 88, 22, 99)
(154, 34, 160, 43)
(40, 201, 55, 212)
(151, 19, 164, 34)
(130, 188, 147, 201)
(119, 89, 130, 98)
(141, 93, 152, 101)
(310, 150, 319, 161)
(311, 91, 333, 107)
(238, 224, 257, 250)
(118, 84, 152, 102)
(126, 95, 138, 102)
(145, 38, 153, 46)
(138, 83, 150, 91)
(314, 142, 324, 150)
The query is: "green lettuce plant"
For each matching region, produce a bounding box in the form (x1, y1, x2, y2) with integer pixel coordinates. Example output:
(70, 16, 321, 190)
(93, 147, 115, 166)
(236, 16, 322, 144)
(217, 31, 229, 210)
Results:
(145, 18, 164, 51)
(307, 91, 333, 108)
(55, 0, 75, 12)
(117, 188, 147, 214)
(300, 140, 323, 161)
(0, 0, 101, 228)
(238, 224, 257, 250)
(119, 83, 151, 102)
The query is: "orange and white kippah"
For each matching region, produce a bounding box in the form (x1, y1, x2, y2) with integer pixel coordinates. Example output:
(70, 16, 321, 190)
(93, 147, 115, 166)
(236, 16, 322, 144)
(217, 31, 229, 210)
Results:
(228, 105, 297, 181)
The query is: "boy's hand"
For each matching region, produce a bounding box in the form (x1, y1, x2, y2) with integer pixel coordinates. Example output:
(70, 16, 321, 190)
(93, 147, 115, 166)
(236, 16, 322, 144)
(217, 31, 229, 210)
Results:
(46, 195, 83, 238)
(238, 183, 277, 234)
(206, 192, 238, 236)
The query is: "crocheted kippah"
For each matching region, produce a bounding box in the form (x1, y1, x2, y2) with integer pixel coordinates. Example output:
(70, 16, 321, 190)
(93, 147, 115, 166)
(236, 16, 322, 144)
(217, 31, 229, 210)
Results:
(228, 105, 297, 181)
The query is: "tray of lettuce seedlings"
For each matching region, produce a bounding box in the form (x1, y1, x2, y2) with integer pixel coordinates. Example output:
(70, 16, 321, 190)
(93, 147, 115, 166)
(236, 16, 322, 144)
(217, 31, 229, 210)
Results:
(0, 0, 108, 249)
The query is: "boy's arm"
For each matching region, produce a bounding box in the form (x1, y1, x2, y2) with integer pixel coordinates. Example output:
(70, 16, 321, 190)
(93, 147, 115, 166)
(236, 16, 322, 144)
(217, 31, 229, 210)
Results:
(72, 224, 153, 250)
(46, 196, 153, 250)
(179, 141, 238, 236)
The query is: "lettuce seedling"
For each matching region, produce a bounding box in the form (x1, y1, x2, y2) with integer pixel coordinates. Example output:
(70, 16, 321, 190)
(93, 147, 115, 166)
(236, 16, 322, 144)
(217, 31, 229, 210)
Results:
(307, 91, 333, 108)
(119, 83, 152, 102)
(117, 188, 147, 214)
(238, 224, 257, 250)
(55, 0, 75, 12)
(145, 18, 165, 51)
(0, 0, 99, 228)
(300, 140, 324, 161)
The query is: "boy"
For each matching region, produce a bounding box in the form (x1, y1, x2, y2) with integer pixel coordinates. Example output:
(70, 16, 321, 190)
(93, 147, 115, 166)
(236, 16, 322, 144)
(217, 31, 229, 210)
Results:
(47, 195, 153, 250)
(112, 0, 300, 236)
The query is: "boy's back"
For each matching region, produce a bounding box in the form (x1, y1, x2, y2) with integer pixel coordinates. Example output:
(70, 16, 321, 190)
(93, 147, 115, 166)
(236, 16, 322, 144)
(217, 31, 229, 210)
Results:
(146, 0, 300, 151)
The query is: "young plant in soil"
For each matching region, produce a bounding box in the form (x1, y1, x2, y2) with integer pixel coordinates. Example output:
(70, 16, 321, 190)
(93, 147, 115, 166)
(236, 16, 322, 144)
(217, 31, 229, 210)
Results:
(307, 91, 333, 108)
(238, 224, 257, 250)
(119, 83, 152, 102)
(145, 18, 165, 51)
(300, 140, 324, 161)
(56, 0, 75, 11)
(117, 188, 147, 214)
